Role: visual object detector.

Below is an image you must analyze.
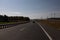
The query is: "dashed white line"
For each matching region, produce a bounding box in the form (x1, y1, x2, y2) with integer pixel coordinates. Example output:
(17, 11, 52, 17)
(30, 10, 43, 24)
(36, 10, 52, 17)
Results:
(20, 27, 25, 31)
(36, 22, 53, 40)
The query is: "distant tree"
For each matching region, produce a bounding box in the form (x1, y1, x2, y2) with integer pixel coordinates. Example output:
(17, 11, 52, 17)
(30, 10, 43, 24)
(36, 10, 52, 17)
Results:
(0, 15, 30, 22)
(0, 15, 4, 22)
(3, 15, 8, 22)
(19, 16, 24, 21)
(24, 17, 30, 21)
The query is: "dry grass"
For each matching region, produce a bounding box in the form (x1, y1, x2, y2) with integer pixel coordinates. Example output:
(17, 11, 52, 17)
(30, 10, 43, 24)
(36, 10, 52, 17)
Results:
(37, 20, 60, 29)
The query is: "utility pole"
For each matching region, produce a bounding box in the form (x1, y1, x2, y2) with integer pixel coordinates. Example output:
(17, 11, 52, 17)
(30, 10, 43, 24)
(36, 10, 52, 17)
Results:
(54, 12, 56, 24)
(41, 16, 43, 20)
(54, 13, 55, 18)
(51, 13, 52, 18)
(47, 16, 48, 19)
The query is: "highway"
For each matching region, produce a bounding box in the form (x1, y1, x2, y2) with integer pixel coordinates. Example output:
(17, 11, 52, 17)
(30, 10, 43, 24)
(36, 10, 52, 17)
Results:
(0, 22, 53, 40)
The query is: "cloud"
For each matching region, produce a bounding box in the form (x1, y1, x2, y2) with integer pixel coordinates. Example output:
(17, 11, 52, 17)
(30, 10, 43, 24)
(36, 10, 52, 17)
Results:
(0, 10, 60, 19)
(0, 11, 22, 16)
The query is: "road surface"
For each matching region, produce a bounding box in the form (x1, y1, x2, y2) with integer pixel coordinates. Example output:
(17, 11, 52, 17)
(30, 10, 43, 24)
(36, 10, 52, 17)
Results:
(40, 23, 60, 40)
(0, 22, 51, 40)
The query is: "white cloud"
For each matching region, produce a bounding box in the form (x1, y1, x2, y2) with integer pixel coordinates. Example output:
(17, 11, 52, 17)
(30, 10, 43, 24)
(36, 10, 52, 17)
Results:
(0, 11, 60, 19)
(0, 11, 23, 16)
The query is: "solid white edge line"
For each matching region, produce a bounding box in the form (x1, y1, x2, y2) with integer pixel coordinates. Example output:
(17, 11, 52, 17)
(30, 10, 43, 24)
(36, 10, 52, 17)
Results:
(36, 22, 53, 40)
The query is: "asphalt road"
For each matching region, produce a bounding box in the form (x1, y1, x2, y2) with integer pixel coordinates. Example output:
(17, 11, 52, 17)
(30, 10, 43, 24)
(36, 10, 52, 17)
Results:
(0, 22, 50, 40)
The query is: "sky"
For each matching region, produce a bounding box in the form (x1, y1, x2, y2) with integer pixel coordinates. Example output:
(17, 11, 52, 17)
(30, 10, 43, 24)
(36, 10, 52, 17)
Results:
(0, 0, 60, 19)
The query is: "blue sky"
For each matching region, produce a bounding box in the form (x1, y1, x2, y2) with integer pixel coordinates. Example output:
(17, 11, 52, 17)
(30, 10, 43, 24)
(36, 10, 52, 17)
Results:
(0, 0, 60, 19)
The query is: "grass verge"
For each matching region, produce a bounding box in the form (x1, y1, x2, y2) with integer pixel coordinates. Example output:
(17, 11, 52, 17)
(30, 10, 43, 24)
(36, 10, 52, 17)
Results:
(37, 20, 60, 30)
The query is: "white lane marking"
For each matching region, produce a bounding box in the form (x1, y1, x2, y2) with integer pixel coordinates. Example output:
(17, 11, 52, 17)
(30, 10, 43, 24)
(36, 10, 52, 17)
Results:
(36, 22, 53, 40)
(20, 27, 25, 31)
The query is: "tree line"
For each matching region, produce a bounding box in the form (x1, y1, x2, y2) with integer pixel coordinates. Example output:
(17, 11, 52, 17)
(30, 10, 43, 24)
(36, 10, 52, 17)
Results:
(0, 15, 30, 22)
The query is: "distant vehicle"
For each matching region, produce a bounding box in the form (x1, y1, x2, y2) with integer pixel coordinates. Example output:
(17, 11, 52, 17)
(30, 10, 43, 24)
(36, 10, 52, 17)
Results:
(33, 21, 35, 23)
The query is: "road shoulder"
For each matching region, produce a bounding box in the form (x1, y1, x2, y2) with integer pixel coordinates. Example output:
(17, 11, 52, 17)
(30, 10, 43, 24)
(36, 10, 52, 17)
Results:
(36, 22, 60, 40)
